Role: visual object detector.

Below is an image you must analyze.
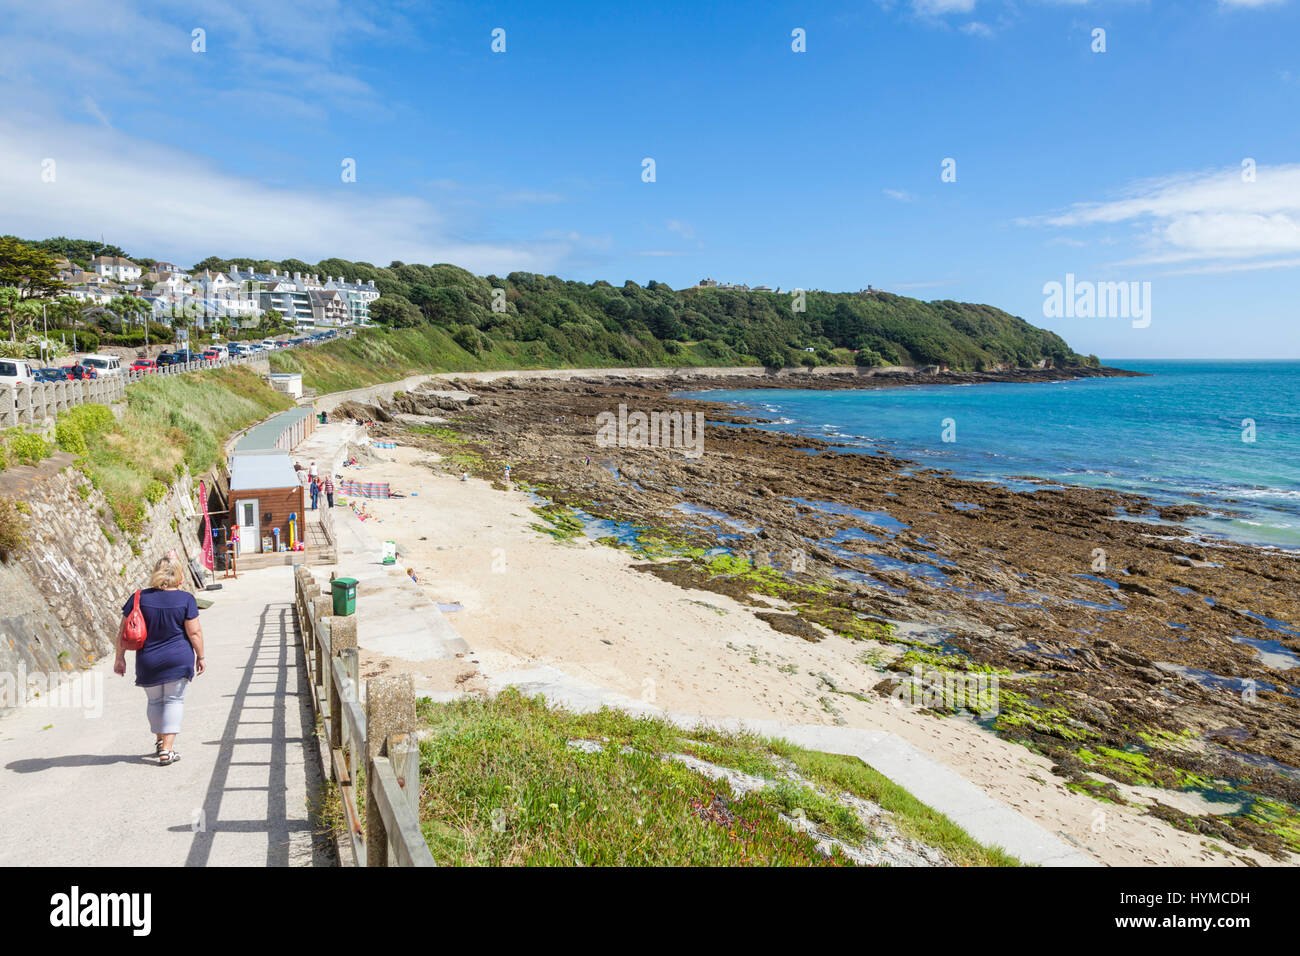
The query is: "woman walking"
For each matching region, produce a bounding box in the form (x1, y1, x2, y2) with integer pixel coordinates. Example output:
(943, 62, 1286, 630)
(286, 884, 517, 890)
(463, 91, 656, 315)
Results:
(323, 475, 335, 508)
(309, 476, 320, 510)
(114, 553, 205, 766)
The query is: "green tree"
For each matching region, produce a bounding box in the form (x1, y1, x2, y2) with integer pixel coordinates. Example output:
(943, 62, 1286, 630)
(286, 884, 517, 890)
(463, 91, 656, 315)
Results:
(0, 237, 65, 340)
(369, 296, 421, 328)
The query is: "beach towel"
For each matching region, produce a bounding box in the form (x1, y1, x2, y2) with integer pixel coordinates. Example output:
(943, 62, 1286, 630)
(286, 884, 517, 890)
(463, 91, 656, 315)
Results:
(338, 479, 391, 499)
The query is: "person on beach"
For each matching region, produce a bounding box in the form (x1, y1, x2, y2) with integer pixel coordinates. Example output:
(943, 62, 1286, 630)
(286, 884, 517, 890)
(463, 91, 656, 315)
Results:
(309, 460, 318, 481)
(114, 553, 205, 766)
(309, 477, 320, 510)
(323, 475, 335, 508)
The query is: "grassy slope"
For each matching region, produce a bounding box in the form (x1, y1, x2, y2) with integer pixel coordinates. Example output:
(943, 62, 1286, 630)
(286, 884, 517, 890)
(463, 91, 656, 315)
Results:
(405, 689, 1019, 866)
(80, 366, 292, 532)
(268, 326, 787, 394)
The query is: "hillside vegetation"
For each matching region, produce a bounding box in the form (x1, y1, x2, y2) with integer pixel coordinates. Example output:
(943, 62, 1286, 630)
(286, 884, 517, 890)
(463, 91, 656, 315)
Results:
(363, 688, 1021, 866)
(169, 257, 1100, 386)
(2, 367, 291, 536)
(85, 367, 292, 533)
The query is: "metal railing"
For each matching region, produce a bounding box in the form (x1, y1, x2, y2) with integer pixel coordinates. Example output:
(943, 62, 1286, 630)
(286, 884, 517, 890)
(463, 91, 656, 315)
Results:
(293, 566, 434, 867)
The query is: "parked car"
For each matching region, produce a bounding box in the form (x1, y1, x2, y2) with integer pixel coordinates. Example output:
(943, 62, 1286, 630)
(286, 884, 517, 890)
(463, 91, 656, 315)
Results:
(130, 358, 157, 374)
(77, 354, 123, 376)
(1, 359, 37, 389)
(62, 364, 96, 380)
(202, 348, 222, 362)
(34, 367, 65, 382)
(155, 350, 179, 366)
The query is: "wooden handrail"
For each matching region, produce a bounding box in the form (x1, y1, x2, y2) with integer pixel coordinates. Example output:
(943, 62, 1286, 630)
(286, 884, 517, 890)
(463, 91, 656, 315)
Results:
(293, 566, 435, 867)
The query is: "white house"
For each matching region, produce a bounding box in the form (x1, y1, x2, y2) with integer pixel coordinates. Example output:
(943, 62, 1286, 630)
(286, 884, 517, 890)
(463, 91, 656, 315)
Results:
(66, 284, 116, 305)
(323, 275, 380, 323)
(90, 255, 143, 283)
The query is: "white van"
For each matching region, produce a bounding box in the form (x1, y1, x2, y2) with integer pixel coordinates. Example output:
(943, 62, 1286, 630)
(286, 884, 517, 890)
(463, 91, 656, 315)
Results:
(0, 358, 36, 389)
(78, 354, 123, 376)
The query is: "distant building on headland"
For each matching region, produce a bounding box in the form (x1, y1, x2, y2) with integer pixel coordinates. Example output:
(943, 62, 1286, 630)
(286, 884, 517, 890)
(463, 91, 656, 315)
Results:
(693, 278, 888, 295)
(692, 278, 779, 293)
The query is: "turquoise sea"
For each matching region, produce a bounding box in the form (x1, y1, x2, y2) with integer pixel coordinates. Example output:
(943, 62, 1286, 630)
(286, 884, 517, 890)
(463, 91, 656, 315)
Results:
(682, 360, 1300, 551)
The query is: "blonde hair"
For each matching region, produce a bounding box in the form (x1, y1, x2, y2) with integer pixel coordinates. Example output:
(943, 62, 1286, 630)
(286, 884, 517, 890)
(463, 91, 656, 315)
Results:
(149, 555, 184, 589)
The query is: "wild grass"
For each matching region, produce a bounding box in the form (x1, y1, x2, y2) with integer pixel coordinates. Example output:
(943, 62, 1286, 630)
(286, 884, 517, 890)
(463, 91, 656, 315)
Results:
(768, 745, 1022, 867)
(79, 366, 292, 532)
(269, 326, 753, 393)
(0, 496, 28, 557)
(411, 688, 1020, 867)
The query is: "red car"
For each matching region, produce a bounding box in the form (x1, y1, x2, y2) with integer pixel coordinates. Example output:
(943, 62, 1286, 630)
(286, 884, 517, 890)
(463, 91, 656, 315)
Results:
(130, 359, 157, 374)
(202, 348, 222, 361)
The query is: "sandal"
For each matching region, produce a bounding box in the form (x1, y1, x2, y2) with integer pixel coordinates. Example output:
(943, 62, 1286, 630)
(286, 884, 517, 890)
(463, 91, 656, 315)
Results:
(159, 749, 181, 766)
(155, 740, 164, 757)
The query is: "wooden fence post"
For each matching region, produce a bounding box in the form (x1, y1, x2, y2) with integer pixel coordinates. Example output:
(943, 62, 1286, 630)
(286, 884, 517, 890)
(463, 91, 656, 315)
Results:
(311, 595, 332, 688)
(388, 732, 421, 817)
(364, 674, 415, 867)
(328, 614, 357, 752)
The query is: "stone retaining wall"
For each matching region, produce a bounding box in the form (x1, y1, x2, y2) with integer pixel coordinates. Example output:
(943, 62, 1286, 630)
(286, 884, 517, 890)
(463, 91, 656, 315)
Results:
(0, 461, 205, 712)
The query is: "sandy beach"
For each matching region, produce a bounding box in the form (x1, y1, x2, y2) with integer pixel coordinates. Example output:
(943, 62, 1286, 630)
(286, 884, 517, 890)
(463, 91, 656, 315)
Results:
(336, 435, 1283, 867)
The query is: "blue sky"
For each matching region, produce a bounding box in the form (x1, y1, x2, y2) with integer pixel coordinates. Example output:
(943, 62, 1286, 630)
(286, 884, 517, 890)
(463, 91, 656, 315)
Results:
(1, 0, 1298, 358)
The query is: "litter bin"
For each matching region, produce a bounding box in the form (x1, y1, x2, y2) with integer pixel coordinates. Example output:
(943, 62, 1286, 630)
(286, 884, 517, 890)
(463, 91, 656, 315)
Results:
(331, 577, 358, 616)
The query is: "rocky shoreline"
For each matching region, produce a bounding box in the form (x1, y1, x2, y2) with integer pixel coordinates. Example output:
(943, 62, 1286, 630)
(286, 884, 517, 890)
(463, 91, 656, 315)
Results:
(343, 365, 1299, 861)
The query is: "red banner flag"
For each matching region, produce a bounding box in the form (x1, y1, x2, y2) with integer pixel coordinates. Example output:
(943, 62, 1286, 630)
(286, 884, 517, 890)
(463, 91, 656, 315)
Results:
(199, 480, 214, 571)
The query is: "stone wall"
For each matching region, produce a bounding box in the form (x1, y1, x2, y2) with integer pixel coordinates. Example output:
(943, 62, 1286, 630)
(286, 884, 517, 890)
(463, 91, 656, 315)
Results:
(0, 457, 206, 712)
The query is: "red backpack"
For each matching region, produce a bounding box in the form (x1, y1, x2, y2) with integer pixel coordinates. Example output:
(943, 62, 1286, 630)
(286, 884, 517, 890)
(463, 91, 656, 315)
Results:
(121, 590, 148, 651)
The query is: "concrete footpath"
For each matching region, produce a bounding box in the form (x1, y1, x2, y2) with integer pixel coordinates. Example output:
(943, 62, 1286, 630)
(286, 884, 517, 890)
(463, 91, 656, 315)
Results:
(291, 421, 469, 663)
(0, 566, 328, 867)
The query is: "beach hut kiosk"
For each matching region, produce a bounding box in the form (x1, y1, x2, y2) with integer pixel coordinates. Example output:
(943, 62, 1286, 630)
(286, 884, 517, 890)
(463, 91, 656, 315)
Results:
(229, 450, 305, 555)
(227, 406, 316, 556)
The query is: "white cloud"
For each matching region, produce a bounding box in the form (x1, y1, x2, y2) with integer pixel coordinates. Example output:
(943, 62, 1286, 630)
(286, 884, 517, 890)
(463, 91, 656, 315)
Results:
(0, 1, 595, 274)
(497, 190, 565, 205)
(81, 96, 111, 128)
(1219, 0, 1286, 8)
(665, 219, 697, 240)
(912, 0, 977, 14)
(883, 188, 917, 202)
(0, 112, 576, 273)
(1024, 164, 1300, 271)
(960, 21, 994, 36)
